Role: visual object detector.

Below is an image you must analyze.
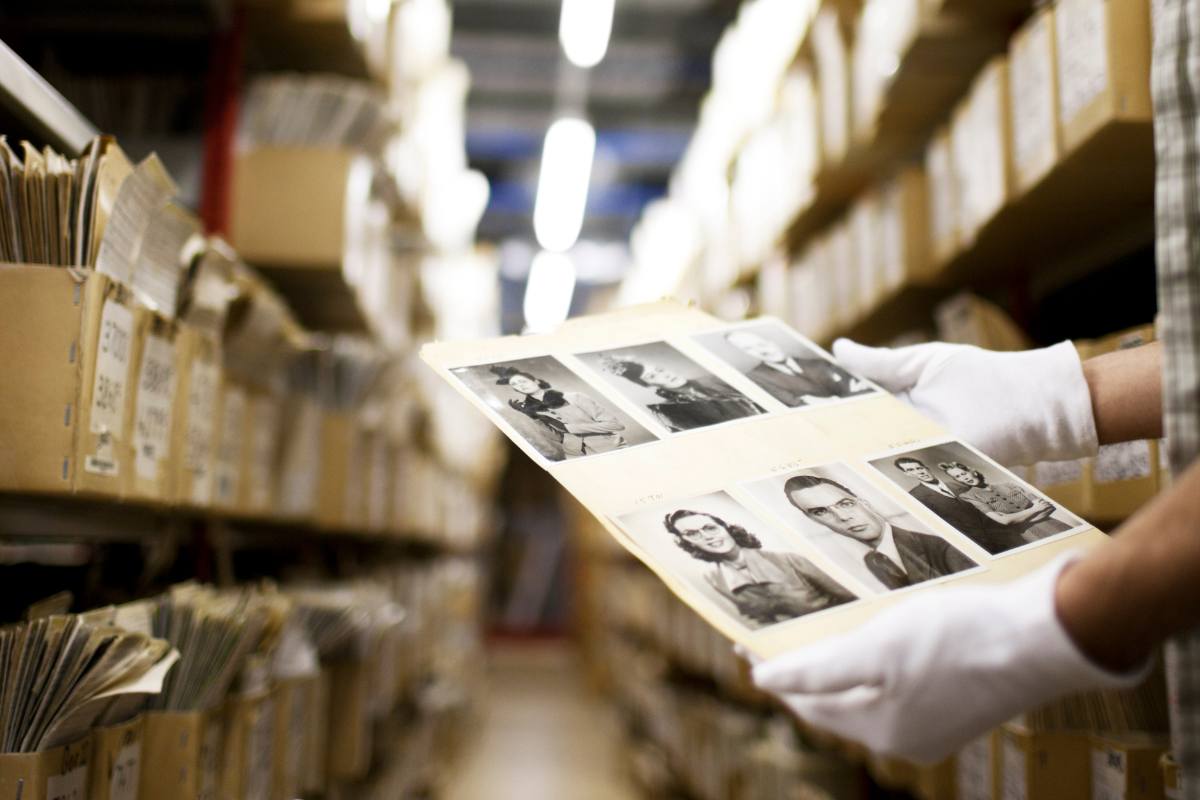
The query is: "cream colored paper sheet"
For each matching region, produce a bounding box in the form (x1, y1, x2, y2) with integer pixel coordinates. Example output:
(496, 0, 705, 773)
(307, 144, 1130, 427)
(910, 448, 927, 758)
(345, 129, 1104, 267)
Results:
(422, 302, 1106, 659)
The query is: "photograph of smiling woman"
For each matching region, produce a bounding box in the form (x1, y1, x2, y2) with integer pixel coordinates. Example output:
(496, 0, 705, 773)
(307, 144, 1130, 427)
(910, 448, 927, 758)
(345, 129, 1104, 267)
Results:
(661, 507, 855, 628)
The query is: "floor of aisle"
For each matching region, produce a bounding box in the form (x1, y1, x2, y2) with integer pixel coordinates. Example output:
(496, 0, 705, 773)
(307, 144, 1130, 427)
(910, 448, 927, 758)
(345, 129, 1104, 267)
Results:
(442, 640, 638, 800)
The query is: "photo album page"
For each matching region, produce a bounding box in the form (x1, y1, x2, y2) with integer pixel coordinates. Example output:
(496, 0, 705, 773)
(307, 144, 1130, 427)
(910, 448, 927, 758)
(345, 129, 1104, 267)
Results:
(421, 301, 1106, 658)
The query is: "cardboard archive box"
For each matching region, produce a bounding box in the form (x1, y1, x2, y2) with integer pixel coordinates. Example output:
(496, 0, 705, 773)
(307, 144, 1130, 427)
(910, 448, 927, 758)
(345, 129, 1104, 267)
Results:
(878, 167, 932, 291)
(0, 265, 138, 498)
(302, 671, 331, 795)
(1161, 752, 1180, 799)
(849, 193, 884, 324)
(364, 434, 394, 534)
(239, 388, 282, 518)
(90, 716, 142, 800)
(1090, 734, 1168, 800)
(316, 410, 354, 530)
(221, 691, 274, 800)
(169, 326, 220, 508)
(951, 57, 1014, 244)
(0, 265, 87, 496)
(230, 147, 357, 268)
(1055, 0, 1153, 153)
(1008, 6, 1062, 193)
(924, 128, 961, 267)
(0, 737, 91, 800)
(998, 724, 1091, 800)
(811, 4, 853, 166)
(270, 675, 318, 800)
(325, 660, 372, 781)
(276, 395, 322, 522)
(141, 710, 223, 800)
(124, 306, 180, 503)
(914, 757, 955, 800)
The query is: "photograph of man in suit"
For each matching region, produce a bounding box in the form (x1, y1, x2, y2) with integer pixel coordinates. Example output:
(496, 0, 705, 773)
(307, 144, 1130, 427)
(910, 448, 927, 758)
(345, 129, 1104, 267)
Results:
(783, 474, 976, 592)
(893, 456, 1029, 555)
(723, 329, 872, 407)
(663, 508, 856, 628)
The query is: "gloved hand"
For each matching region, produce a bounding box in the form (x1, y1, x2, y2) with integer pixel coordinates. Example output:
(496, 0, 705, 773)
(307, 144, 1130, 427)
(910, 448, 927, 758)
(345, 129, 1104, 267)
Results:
(832, 339, 1098, 466)
(751, 554, 1150, 764)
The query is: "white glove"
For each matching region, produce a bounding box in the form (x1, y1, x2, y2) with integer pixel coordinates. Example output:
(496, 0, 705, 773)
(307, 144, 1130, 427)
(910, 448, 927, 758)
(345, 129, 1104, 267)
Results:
(832, 339, 1098, 466)
(751, 554, 1150, 764)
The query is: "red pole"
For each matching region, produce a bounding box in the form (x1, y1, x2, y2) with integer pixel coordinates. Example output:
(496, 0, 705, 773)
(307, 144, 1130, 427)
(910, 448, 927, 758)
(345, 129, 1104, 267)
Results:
(199, 5, 246, 237)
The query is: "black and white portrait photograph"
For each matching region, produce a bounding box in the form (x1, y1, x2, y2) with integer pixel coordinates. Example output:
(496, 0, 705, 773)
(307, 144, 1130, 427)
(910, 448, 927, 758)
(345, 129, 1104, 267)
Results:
(692, 321, 876, 408)
(575, 341, 766, 433)
(741, 463, 977, 595)
(867, 441, 1086, 555)
(451, 356, 657, 462)
(616, 491, 857, 631)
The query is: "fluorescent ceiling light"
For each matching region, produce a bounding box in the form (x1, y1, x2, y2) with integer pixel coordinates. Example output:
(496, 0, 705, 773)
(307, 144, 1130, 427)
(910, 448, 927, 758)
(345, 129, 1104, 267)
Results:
(559, 0, 615, 68)
(533, 117, 595, 253)
(523, 250, 577, 333)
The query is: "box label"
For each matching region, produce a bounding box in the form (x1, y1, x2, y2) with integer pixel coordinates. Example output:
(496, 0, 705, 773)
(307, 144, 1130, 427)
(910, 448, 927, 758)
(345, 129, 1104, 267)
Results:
(1035, 458, 1084, 487)
(46, 764, 87, 800)
(281, 402, 320, 516)
(248, 397, 278, 511)
(109, 741, 141, 800)
(1011, 12, 1056, 178)
(186, 359, 219, 504)
(90, 300, 133, 438)
(1056, 0, 1110, 124)
(1091, 746, 1126, 800)
(1001, 737, 1028, 800)
(134, 334, 176, 481)
(214, 387, 245, 506)
(1094, 441, 1152, 483)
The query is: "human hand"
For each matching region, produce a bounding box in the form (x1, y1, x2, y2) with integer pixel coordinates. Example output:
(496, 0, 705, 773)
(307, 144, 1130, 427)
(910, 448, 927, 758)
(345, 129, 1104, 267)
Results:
(832, 339, 1098, 466)
(750, 554, 1149, 763)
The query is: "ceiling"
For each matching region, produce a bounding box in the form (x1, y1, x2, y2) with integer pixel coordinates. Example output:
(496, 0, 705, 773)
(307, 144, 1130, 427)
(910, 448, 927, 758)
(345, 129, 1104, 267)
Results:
(451, 0, 739, 245)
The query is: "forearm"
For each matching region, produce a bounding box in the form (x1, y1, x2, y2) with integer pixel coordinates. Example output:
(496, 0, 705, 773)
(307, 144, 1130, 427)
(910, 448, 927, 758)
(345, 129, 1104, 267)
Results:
(1056, 455, 1200, 671)
(1082, 341, 1163, 445)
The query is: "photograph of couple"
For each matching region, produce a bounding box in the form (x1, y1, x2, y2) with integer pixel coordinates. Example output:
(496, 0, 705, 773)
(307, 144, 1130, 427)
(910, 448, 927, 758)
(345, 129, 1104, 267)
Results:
(868, 441, 1086, 555)
(451, 356, 657, 462)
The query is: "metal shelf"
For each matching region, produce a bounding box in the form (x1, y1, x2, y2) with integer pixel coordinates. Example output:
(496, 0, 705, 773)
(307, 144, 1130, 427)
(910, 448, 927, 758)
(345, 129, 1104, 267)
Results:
(0, 39, 98, 154)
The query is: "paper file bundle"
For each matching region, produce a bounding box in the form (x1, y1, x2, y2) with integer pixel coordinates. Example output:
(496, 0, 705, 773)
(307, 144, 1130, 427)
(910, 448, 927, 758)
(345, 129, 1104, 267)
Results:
(422, 301, 1105, 658)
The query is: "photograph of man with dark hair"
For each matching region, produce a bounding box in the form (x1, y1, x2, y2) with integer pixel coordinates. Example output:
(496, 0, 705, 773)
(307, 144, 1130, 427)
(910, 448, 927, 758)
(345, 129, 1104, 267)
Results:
(782, 473, 976, 592)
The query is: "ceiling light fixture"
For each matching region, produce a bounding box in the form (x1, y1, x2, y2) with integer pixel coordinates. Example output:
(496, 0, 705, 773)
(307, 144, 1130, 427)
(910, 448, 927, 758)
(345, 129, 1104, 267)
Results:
(523, 250, 577, 332)
(533, 117, 595, 253)
(559, 0, 615, 68)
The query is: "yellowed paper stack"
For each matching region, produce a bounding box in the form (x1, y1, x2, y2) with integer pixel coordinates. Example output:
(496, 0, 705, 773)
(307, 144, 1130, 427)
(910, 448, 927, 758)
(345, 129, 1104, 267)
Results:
(422, 301, 1106, 658)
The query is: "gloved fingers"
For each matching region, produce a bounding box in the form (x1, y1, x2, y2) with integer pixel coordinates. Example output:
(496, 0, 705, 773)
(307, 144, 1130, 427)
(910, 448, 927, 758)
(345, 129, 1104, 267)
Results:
(732, 643, 762, 666)
(831, 339, 938, 393)
(751, 637, 880, 694)
(776, 685, 884, 738)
